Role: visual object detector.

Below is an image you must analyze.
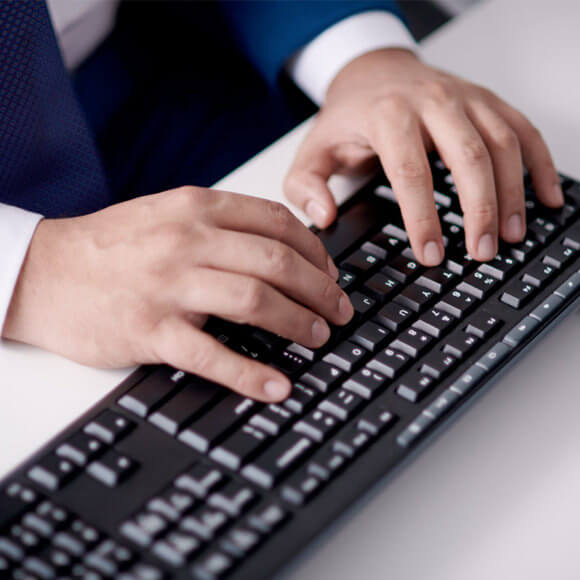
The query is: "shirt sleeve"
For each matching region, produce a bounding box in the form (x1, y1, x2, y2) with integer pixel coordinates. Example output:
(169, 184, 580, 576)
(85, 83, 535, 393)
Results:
(287, 10, 417, 106)
(0, 203, 43, 335)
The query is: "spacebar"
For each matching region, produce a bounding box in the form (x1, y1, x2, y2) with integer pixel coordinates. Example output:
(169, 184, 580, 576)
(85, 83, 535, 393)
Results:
(317, 196, 387, 259)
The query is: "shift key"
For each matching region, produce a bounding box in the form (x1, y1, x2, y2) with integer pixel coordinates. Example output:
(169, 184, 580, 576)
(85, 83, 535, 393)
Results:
(241, 432, 314, 489)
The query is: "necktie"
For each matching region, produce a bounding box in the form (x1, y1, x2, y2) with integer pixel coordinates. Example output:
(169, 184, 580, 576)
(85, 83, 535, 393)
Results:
(0, 0, 111, 218)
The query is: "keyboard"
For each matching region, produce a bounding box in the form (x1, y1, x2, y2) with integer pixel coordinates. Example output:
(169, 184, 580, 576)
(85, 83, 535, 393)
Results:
(2, 158, 580, 580)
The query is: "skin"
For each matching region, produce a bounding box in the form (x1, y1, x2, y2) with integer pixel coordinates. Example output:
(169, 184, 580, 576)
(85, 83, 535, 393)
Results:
(2, 48, 563, 402)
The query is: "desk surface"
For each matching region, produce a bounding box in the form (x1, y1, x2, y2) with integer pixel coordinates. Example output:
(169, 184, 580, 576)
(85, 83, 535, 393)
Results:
(2, 1, 580, 578)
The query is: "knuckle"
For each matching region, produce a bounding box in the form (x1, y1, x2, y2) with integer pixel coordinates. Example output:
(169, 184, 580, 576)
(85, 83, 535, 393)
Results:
(469, 201, 497, 228)
(373, 94, 409, 118)
(421, 79, 455, 105)
(267, 200, 294, 235)
(154, 222, 190, 255)
(265, 241, 294, 277)
(492, 127, 519, 153)
(460, 138, 489, 166)
(321, 274, 338, 304)
(395, 158, 430, 181)
(239, 278, 266, 317)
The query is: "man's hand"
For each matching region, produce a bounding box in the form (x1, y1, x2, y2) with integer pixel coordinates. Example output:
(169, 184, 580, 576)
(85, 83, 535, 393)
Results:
(285, 48, 563, 265)
(3, 187, 353, 402)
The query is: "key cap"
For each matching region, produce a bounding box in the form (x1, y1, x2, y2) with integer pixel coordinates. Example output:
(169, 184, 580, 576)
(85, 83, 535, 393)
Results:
(84, 410, 134, 444)
(396, 373, 435, 403)
(332, 428, 371, 458)
(286, 342, 318, 362)
(87, 451, 136, 487)
(367, 347, 411, 378)
(553, 271, 580, 300)
(271, 350, 307, 376)
(436, 289, 478, 318)
(542, 245, 576, 269)
(207, 482, 256, 517)
(350, 321, 390, 352)
(281, 469, 323, 506)
(24, 502, 68, 536)
(397, 414, 434, 447)
(563, 224, 580, 250)
(117, 367, 186, 417)
(364, 273, 400, 303)
(464, 310, 502, 339)
(191, 551, 233, 580)
(0, 537, 25, 563)
(149, 383, 221, 436)
(416, 267, 457, 293)
(348, 291, 376, 316)
(503, 316, 541, 347)
(56, 432, 104, 467)
(294, 409, 340, 442)
(148, 489, 195, 522)
(343, 368, 387, 399)
(341, 249, 382, 274)
(529, 293, 564, 322)
(250, 405, 293, 436)
(423, 389, 460, 420)
(475, 342, 511, 372)
(500, 280, 536, 308)
(152, 531, 200, 567)
(361, 240, 388, 260)
(307, 449, 347, 480)
(394, 283, 436, 313)
(510, 237, 539, 262)
(210, 425, 269, 471)
(300, 361, 343, 392)
(180, 507, 229, 541)
(383, 224, 408, 242)
(318, 389, 365, 421)
(370, 232, 404, 254)
(390, 328, 433, 358)
(0, 486, 37, 528)
(442, 332, 480, 359)
(178, 393, 256, 453)
(521, 262, 556, 288)
(120, 512, 169, 548)
(322, 341, 367, 372)
(528, 216, 558, 243)
(478, 254, 518, 281)
(28, 455, 78, 491)
(221, 527, 261, 558)
(449, 364, 487, 396)
(442, 211, 463, 227)
(382, 255, 421, 284)
(374, 303, 414, 332)
(420, 351, 458, 379)
(412, 307, 455, 338)
(283, 383, 319, 414)
(356, 406, 396, 436)
(337, 269, 357, 291)
(84, 539, 133, 577)
(445, 248, 475, 276)
(247, 503, 288, 533)
(242, 432, 314, 489)
(175, 464, 225, 499)
(457, 270, 498, 299)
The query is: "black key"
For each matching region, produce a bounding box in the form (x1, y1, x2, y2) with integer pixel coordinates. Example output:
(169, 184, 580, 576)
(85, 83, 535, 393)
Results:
(191, 551, 234, 580)
(148, 488, 195, 522)
(396, 373, 435, 403)
(283, 383, 320, 414)
(363, 273, 400, 303)
(124, 563, 165, 580)
(343, 368, 387, 399)
(56, 432, 104, 467)
(361, 240, 388, 260)
(87, 451, 136, 487)
(348, 291, 376, 316)
(478, 253, 518, 281)
(383, 224, 408, 242)
(528, 216, 558, 243)
(300, 361, 343, 393)
(341, 248, 382, 274)
(0, 485, 37, 528)
(500, 280, 536, 308)
(457, 270, 498, 299)
(464, 310, 502, 339)
(446, 249, 475, 276)
(120, 512, 169, 548)
(271, 350, 308, 376)
(84, 539, 133, 577)
(250, 405, 293, 436)
(382, 255, 421, 284)
(436, 289, 478, 318)
(412, 307, 455, 338)
(543, 245, 576, 269)
(233, 335, 271, 362)
(26, 501, 69, 535)
(318, 389, 365, 421)
(416, 267, 457, 293)
(242, 431, 314, 489)
(10, 525, 41, 551)
(367, 347, 411, 379)
(28, 455, 78, 491)
(221, 527, 261, 558)
(563, 223, 580, 250)
(394, 283, 436, 313)
(210, 425, 269, 471)
(356, 405, 396, 436)
(565, 180, 580, 203)
(390, 328, 432, 358)
(286, 342, 319, 362)
(248, 327, 287, 354)
(281, 469, 323, 506)
(374, 302, 414, 332)
(547, 203, 577, 226)
(322, 341, 368, 372)
(294, 409, 340, 442)
(84, 410, 134, 445)
(178, 394, 256, 453)
(247, 503, 288, 533)
(308, 449, 347, 480)
(0, 537, 25, 563)
(207, 482, 256, 517)
(442, 332, 480, 359)
(332, 428, 371, 458)
(420, 350, 458, 379)
(350, 321, 390, 352)
(337, 269, 357, 291)
(152, 530, 200, 567)
(180, 507, 229, 541)
(521, 262, 556, 287)
(370, 232, 404, 254)
(510, 237, 539, 262)
(175, 464, 225, 499)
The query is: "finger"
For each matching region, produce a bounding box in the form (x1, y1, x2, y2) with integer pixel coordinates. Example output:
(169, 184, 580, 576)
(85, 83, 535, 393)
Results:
(194, 229, 353, 326)
(177, 268, 337, 349)
(422, 105, 498, 261)
(490, 96, 563, 207)
(284, 118, 339, 228)
(467, 101, 526, 243)
(153, 316, 291, 402)
(367, 103, 443, 266)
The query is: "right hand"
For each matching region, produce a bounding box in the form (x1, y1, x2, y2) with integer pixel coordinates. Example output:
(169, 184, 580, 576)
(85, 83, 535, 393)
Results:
(2, 186, 353, 402)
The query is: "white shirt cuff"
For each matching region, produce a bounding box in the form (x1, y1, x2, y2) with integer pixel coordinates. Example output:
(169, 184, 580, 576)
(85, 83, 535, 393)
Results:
(287, 10, 417, 106)
(0, 203, 43, 335)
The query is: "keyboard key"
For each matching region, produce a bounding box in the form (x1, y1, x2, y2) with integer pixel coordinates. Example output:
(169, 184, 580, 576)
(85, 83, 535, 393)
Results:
(521, 262, 556, 288)
(390, 328, 433, 358)
(420, 351, 458, 379)
(84, 410, 134, 444)
(510, 238, 539, 262)
(221, 527, 261, 558)
(210, 425, 269, 471)
(464, 310, 502, 339)
(457, 270, 498, 299)
(356, 406, 396, 436)
(149, 383, 221, 436)
(436, 289, 478, 318)
(300, 361, 343, 393)
(283, 383, 320, 414)
(207, 482, 256, 517)
(318, 389, 365, 421)
(394, 283, 436, 312)
(350, 321, 390, 352)
(500, 280, 536, 308)
(120, 512, 168, 548)
(0, 537, 25, 562)
(178, 394, 256, 453)
(307, 449, 347, 480)
(56, 432, 104, 466)
(84, 539, 133, 577)
(445, 248, 475, 276)
(542, 245, 576, 269)
(271, 350, 308, 376)
(27, 455, 78, 491)
(382, 255, 421, 284)
(361, 240, 388, 260)
(281, 469, 323, 506)
(0, 485, 37, 528)
(152, 531, 200, 567)
(554, 271, 580, 300)
(286, 342, 319, 362)
(396, 373, 435, 403)
(348, 291, 376, 316)
(442, 331, 480, 359)
(416, 267, 457, 293)
(180, 508, 229, 541)
(87, 451, 136, 487)
(529, 293, 564, 322)
(250, 404, 293, 436)
(337, 269, 357, 291)
(383, 224, 408, 242)
(370, 232, 404, 253)
(374, 302, 414, 332)
(175, 464, 225, 499)
(242, 432, 314, 489)
(322, 341, 367, 372)
(364, 273, 400, 303)
(412, 307, 455, 338)
(397, 413, 434, 447)
(475, 342, 511, 372)
(528, 216, 558, 243)
(503, 316, 541, 347)
(332, 428, 371, 458)
(423, 389, 460, 420)
(247, 503, 288, 533)
(294, 409, 340, 442)
(341, 249, 382, 273)
(148, 489, 195, 522)
(367, 347, 411, 379)
(478, 254, 518, 280)
(563, 224, 580, 250)
(449, 364, 487, 396)
(343, 368, 387, 399)
(191, 550, 233, 580)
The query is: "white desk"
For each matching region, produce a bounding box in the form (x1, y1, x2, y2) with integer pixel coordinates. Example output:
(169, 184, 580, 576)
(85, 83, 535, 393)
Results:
(2, 1, 580, 578)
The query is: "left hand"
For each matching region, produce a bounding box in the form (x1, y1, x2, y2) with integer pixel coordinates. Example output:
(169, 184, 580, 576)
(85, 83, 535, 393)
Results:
(285, 48, 563, 265)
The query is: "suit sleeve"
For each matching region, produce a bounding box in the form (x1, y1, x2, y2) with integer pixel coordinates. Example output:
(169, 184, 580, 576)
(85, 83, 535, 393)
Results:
(217, 0, 405, 85)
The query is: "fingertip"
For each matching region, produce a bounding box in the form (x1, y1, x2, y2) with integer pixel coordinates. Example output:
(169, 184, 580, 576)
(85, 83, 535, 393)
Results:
(421, 240, 444, 266)
(305, 199, 334, 228)
(263, 377, 292, 402)
(475, 232, 497, 262)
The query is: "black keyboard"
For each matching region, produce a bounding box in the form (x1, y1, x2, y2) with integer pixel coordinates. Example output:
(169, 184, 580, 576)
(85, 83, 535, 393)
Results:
(3, 159, 580, 580)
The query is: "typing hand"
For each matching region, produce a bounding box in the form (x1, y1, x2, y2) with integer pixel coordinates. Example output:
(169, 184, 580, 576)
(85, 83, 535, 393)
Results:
(3, 187, 353, 402)
(285, 48, 563, 265)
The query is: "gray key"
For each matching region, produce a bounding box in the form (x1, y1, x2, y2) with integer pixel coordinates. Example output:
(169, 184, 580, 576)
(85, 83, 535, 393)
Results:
(529, 293, 564, 322)
(423, 388, 460, 420)
(554, 270, 580, 299)
(503, 316, 541, 347)
(396, 413, 433, 447)
(450, 364, 487, 395)
(475, 342, 511, 371)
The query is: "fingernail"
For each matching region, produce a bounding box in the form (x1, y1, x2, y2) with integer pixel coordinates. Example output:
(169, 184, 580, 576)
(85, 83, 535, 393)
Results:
(263, 380, 290, 401)
(553, 183, 564, 205)
(477, 233, 496, 261)
(312, 319, 330, 346)
(338, 294, 354, 321)
(305, 200, 328, 224)
(423, 240, 442, 265)
(327, 256, 339, 280)
(506, 213, 523, 240)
